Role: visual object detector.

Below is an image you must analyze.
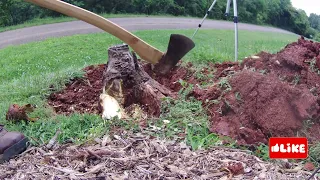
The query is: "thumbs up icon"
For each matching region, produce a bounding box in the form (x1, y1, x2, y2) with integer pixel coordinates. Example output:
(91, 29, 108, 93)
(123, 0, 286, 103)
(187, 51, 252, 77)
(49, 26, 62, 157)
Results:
(271, 144, 280, 152)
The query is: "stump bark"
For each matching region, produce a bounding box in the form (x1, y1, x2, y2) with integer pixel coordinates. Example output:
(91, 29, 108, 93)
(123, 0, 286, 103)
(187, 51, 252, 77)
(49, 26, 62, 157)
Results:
(101, 44, 176, 117)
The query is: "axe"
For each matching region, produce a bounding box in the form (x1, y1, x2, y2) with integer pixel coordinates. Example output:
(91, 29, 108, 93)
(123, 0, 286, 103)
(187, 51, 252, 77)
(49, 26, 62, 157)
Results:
(24, 0, 195, 74)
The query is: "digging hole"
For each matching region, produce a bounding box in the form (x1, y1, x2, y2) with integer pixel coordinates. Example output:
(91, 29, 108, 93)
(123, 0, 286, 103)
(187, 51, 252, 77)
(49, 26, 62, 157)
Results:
(48, 37, 320, 146)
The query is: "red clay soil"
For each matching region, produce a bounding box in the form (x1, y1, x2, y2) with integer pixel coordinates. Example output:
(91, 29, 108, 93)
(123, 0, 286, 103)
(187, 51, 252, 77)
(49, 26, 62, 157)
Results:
(47, 37, 320, 146)
(47, 64, 105, 115)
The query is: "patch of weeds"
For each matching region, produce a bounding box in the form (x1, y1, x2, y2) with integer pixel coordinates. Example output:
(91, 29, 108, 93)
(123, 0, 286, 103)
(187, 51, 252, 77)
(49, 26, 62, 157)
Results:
(297, 119, 315, 138)
(235, 91, 243, 102)
(147, 82, 220, 150)
(69, 70, 86, 80)
(178, 79, 194, 97)
(198, 73, 214, 81)
(308, 142, 320, 166)
(259, 69, 268, 75)
(194, 68, 215, 82)
(243, 65, 257, 73)
(307, 58, 320, 75)
(105, 116, 140, 134)
(292, 74, 300, 85)
(253, 143, 270, 161)
(187, 63, 215, 88)
(218, 76, 232, 92)
(278, 75, 287, 81)
(205, 99, 220, 106)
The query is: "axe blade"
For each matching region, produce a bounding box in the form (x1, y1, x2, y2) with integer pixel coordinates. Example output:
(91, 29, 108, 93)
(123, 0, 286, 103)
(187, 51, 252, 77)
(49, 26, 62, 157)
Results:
(153, 34, 195, 75)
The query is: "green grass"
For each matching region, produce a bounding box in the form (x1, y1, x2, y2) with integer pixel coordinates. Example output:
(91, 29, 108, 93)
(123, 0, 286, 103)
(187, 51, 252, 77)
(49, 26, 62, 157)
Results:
(147, 83, 237, 151)
(0, 13, 179, 33)
(0, 29, 298, 147)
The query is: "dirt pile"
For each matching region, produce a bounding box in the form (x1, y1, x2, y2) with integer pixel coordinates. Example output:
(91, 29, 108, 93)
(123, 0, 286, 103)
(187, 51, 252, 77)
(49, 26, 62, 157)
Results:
(241, 37, 320, 93)
(197, 70, 320, 145)
(48, 64, 105, 115)
(147, 37, 320, 145)
(47, 37, 320, 146)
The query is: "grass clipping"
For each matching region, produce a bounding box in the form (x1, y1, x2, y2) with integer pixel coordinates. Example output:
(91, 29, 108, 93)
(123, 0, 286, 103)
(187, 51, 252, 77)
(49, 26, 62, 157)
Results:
(0, 131, 312, 180)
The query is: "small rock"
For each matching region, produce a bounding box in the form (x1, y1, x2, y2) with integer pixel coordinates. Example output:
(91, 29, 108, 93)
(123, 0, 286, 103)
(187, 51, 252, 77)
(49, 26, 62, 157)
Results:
(304, 162, 315, 171)
(101, 134, 111, 146)
(179, 141, 188, 149)
(94, 138, 101, 144)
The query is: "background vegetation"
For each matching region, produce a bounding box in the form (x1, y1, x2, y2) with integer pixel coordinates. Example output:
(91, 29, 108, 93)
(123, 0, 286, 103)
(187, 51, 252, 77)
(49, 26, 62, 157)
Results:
(1, 0, 320, 40)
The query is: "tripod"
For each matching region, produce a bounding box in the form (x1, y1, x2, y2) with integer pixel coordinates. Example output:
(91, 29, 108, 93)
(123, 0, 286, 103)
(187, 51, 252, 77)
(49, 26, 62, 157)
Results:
(191, 0, 238, 62)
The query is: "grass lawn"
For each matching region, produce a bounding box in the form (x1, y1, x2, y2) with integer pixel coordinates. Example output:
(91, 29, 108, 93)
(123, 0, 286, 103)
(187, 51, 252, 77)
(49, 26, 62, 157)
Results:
(0, 29, 298, 152)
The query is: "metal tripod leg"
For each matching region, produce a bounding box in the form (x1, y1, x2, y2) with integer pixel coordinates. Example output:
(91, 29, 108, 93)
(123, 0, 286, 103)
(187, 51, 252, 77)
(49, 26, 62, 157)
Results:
(192, 0, 238, 62)
(233, 0, 238, 61)
(191, 0, 218, 39)
(225, 0, 231, 16)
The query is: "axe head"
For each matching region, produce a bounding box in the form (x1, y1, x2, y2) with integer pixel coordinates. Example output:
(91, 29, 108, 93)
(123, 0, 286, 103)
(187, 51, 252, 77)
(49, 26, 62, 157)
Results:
(153, 34, 195, 75)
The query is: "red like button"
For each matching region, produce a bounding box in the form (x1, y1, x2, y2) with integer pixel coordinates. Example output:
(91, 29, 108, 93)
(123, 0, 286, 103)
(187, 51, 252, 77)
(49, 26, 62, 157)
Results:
(269, 137, 308, 159)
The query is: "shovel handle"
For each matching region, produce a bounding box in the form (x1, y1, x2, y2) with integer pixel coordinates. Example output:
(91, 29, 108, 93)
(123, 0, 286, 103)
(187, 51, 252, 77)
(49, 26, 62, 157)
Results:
(24, 0, 163, 64)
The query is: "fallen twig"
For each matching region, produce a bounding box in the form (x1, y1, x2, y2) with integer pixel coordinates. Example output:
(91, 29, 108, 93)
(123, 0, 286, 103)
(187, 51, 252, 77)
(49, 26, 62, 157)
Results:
(307, 166, 320, 180)
(279, 166, 302, 173)
(45, 165, 83, 175)
(87, 149, 102, 159)
(136, 166, 152, 174)
(110, 154, 153, 162)
(113, 135, 128, 145)
(18, 146, 36, 157)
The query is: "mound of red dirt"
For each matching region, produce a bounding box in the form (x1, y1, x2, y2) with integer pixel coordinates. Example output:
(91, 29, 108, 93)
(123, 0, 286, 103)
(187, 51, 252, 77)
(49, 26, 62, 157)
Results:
(195, 70, 319, 145)
(47, 37, 320, 146)
(47, 64, 105, 115)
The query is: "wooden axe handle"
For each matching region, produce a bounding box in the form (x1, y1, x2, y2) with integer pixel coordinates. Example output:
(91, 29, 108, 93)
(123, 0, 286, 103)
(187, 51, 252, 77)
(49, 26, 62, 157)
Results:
(24, 0, 163, 64)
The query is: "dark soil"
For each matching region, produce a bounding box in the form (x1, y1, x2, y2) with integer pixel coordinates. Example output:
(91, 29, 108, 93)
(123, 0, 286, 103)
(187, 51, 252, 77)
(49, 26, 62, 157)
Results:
(47, 37, 320, 146)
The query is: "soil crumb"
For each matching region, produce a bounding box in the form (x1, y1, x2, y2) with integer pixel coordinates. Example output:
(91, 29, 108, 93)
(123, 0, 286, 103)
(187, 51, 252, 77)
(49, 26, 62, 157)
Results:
(47, 37, 320, 146)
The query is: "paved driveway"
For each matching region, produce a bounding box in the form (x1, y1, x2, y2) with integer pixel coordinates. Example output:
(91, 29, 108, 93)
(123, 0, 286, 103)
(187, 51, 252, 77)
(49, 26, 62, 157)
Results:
(0, 17, 295, 49)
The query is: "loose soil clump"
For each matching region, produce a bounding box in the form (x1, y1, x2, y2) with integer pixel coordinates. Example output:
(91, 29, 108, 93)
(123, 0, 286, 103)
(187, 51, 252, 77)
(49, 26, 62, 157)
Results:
(47, 37, 320, 146)
(48, 64, 105, 115)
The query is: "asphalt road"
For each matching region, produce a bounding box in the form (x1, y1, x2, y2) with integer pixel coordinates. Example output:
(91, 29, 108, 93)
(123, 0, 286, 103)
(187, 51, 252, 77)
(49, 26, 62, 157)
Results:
(0, 17, 295, 49)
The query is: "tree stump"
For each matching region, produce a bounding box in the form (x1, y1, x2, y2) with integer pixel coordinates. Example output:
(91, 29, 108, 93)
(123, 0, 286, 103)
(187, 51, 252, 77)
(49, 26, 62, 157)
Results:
(99, 44, 176, 119)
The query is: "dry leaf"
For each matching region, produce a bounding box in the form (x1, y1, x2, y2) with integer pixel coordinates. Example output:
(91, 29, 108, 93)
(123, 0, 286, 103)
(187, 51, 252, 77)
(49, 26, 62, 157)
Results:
(101, 134, 111, 146)
(227, 162, 244, 175)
